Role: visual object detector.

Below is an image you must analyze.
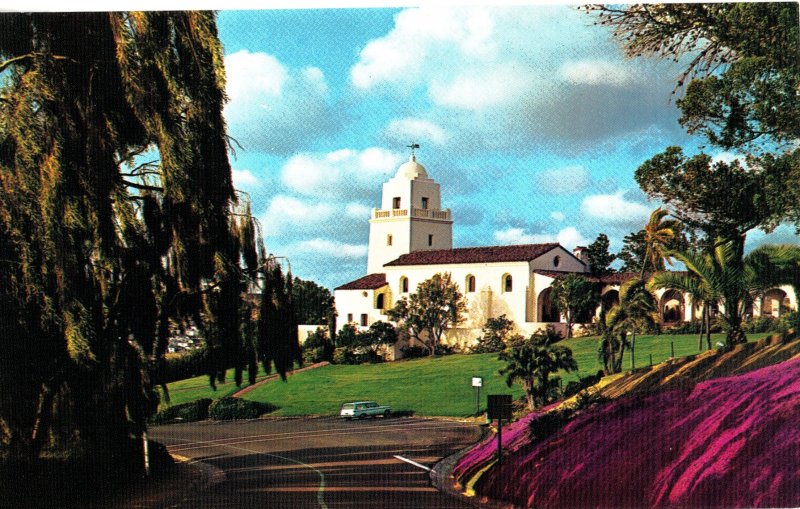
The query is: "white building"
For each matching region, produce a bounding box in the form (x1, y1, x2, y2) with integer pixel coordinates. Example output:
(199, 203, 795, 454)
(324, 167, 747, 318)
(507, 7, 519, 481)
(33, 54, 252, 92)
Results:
(334, 149, 797, 353)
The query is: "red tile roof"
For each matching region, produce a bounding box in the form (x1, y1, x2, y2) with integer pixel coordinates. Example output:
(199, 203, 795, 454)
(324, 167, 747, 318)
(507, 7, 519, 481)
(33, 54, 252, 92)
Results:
(335, 273, 388, 291)
(533, 269, 582, 279)
(384, 243, 561, 267)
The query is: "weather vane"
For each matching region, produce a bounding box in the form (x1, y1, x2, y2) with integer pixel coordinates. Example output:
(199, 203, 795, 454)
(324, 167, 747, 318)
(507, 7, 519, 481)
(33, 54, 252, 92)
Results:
(407, 142, 420, 160)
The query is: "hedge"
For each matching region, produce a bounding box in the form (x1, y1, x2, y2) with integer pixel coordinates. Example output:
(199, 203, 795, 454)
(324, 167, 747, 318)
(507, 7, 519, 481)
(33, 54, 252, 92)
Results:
(209, 397, 278, 420)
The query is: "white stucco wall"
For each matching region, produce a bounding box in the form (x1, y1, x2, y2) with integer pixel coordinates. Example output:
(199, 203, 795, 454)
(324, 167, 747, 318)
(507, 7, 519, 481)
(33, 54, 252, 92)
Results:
(334, 286, 391, 332)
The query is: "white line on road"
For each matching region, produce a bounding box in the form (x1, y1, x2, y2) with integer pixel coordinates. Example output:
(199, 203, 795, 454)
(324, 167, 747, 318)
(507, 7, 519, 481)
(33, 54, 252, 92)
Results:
(224, 443, 328, 509)
(393, 455, 431, 471)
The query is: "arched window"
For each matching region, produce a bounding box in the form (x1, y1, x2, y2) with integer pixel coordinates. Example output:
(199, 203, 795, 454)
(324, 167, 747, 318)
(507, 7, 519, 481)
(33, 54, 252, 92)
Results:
(400, 276, 408, 293)
(502, 274, 512, 293)
(376, 294, 385, 309)
(466, 275, 476, 293)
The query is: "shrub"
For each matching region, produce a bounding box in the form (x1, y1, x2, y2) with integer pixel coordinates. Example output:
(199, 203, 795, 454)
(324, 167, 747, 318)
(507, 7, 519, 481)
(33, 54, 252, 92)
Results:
(528, 408, 574, 442)
(209, 397, 278, 420)
(743, 315, 779, 333)
(150, 398, 212, 424)
(563, 371, 604, 398)
(303, 346, 328, 365)
(572, 388, 611, 411)
(471, 315, 516, 353)
(400, 345, 429, 359)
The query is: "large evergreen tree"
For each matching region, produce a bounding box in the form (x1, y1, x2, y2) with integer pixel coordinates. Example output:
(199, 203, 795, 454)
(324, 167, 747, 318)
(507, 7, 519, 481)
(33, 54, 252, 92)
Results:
(0, 12, 277, 470)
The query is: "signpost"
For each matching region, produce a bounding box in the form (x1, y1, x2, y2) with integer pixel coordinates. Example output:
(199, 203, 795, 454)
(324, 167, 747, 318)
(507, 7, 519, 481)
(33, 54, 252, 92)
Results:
(487, 394, 512, 465)
(471, 376, 483, 414)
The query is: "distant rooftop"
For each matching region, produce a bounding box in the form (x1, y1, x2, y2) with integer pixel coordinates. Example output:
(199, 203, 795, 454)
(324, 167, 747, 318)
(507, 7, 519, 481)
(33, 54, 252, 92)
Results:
(384, 243, 561, 266)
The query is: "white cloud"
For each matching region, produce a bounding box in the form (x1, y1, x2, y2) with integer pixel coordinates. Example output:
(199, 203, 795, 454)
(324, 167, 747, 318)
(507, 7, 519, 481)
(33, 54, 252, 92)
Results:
(581, 191, 651, 223)
(351, 6, 679, 148)
(345, 202, 371, 218)
(550, 211, 566, 222)
(535, 166, 591, 194)
(231, 168, 259, 188)
(493, 226, 587, 250)
(384, 118, 449, 145)
(224, 50, 332, 154)
(293, 239, 368, 258)
(281, 147, 402, 198)
(560, 60, 640, 87)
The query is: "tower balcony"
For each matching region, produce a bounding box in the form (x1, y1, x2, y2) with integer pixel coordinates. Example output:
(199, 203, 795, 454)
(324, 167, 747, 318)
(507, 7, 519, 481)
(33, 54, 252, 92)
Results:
(371, 207, 451, 221)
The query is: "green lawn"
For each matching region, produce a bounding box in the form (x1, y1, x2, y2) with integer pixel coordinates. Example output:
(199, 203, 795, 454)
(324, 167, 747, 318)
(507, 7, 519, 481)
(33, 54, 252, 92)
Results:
(156, 365, 272, 408)
(159, 332, 772, 416)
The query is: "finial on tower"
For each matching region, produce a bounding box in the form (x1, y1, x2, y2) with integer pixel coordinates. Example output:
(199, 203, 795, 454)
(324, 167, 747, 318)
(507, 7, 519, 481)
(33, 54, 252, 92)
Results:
(407, 142, 420, 161)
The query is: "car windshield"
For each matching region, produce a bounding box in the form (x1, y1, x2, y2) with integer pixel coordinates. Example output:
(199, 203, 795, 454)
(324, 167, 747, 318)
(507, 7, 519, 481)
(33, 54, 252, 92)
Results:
(341, 403, 355, 410)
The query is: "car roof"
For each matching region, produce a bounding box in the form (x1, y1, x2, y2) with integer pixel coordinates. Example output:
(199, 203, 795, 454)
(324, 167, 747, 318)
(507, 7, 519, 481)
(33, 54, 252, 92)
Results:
(343, 401, 376, 405)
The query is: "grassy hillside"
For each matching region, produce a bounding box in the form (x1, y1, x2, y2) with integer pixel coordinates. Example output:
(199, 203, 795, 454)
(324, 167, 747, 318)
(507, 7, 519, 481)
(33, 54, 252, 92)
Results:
(239, 333, 764, 416)
(158, 332, 769, 416)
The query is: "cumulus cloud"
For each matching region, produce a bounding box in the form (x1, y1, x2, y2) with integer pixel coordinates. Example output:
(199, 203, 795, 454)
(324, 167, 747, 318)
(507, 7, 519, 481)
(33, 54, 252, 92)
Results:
(383, 118, 449, 145)
(560, 60, 641, 87)
(231, 168, 259, 188)
(293, 238, 368, 258)
(493, 226, 588, 249)
(351, 6, 679, 150)
(535, 166, 591, 194)
(224, 50, 333, 154)
(581, 191, 651, 223)
(281, 147, 402, 198)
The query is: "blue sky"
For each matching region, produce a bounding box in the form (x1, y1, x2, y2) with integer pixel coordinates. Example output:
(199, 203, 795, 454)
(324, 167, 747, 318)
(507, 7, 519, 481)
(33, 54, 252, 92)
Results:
(216, 6, 796, 290)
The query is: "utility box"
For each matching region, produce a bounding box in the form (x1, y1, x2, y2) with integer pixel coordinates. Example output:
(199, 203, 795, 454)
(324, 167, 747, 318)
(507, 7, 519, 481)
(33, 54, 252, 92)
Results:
(487, 394, 512, 420)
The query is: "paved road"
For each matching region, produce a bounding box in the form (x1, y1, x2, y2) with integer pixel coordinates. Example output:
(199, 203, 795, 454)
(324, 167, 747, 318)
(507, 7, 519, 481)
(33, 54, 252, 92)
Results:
(150, 416, 481, 508)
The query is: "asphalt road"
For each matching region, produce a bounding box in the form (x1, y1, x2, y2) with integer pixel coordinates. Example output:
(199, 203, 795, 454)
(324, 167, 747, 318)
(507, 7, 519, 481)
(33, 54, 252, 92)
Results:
(149, 416, 481, 508)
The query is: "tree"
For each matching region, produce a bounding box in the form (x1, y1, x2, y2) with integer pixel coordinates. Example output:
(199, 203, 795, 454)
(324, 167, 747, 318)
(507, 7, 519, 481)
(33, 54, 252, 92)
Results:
(661, 240, 757, 347)
(387, 272, 466, 356)
(498, 327, 577, 410)
(650, 270, 715, 351)
(636, 149, 784, 252)
(585, 233, 616, 277)
(361, 321, 398, 357)
(259, 262, 303, 380)
(606, 279, 659, 371)
(0, 12, 264, 469)
(472, 315, 522, 354)
(292, 278, 334, 326)
(639, 208, 680, 279)
(586, 4, 799, 151)
(549, 274, 598, 338)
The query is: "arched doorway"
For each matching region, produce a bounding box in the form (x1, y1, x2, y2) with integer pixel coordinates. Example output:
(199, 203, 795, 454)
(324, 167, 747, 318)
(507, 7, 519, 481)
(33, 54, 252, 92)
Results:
(761, 288, 789, 317)
(660, 289, 684, 324)
(538, 288, 559, 322)
(601, 289, 619, 313)
(376, 293, 385, 310)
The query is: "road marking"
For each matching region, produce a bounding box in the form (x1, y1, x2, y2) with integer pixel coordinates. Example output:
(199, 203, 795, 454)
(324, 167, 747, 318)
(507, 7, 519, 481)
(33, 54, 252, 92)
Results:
(393, 455, 431, 471)
(223, 443, 328, 509)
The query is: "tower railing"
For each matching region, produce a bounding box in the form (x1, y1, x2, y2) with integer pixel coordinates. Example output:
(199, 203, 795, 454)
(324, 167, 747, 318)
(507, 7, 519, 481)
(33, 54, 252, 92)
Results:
(371, 207, 451, 220)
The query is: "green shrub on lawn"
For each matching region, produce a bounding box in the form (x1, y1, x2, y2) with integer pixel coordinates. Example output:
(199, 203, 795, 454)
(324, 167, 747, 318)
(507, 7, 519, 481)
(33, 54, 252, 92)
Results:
(209, 397, 278, 420)
(150, 398, 212, 424)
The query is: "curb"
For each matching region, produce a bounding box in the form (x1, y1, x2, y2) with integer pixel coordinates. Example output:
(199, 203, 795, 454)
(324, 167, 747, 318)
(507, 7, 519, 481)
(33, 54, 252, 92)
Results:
(430, 428, 521, 509)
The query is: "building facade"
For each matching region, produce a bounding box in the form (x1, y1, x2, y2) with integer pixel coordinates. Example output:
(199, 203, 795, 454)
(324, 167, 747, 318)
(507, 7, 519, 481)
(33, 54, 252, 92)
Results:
(334, 151, 797, 353)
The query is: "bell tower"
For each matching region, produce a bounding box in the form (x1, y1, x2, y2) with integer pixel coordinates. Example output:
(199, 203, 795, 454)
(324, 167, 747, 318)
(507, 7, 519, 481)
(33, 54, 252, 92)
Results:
(366, 144, 453, 274)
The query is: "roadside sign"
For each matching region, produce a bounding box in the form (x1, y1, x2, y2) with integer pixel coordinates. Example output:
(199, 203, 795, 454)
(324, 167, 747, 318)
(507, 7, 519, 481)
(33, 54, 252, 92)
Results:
(487, 394, 512, 420)
(471, 377, 483, 387)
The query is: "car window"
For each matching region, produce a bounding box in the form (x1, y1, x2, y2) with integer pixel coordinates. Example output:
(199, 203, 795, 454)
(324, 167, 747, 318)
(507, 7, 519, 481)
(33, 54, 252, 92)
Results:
(341, 403, 354, 410)
(367, 402, 377, 408)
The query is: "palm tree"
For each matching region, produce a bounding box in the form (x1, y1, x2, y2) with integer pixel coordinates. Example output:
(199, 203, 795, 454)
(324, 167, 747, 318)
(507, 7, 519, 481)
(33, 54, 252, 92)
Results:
(663, 240, 758, 347)
(606, 279, 659, 370)
(641, 208, 680, 279)
(498, 328, 578, 409)
(650, 272, 717, 350)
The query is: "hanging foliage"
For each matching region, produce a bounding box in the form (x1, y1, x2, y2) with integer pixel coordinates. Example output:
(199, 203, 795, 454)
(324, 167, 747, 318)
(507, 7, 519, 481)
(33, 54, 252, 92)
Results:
(0, 11, 266, 470)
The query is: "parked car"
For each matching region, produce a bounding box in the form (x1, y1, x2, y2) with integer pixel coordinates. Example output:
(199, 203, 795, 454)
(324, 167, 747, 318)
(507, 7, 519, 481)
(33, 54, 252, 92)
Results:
(340, 401, 391, 419)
